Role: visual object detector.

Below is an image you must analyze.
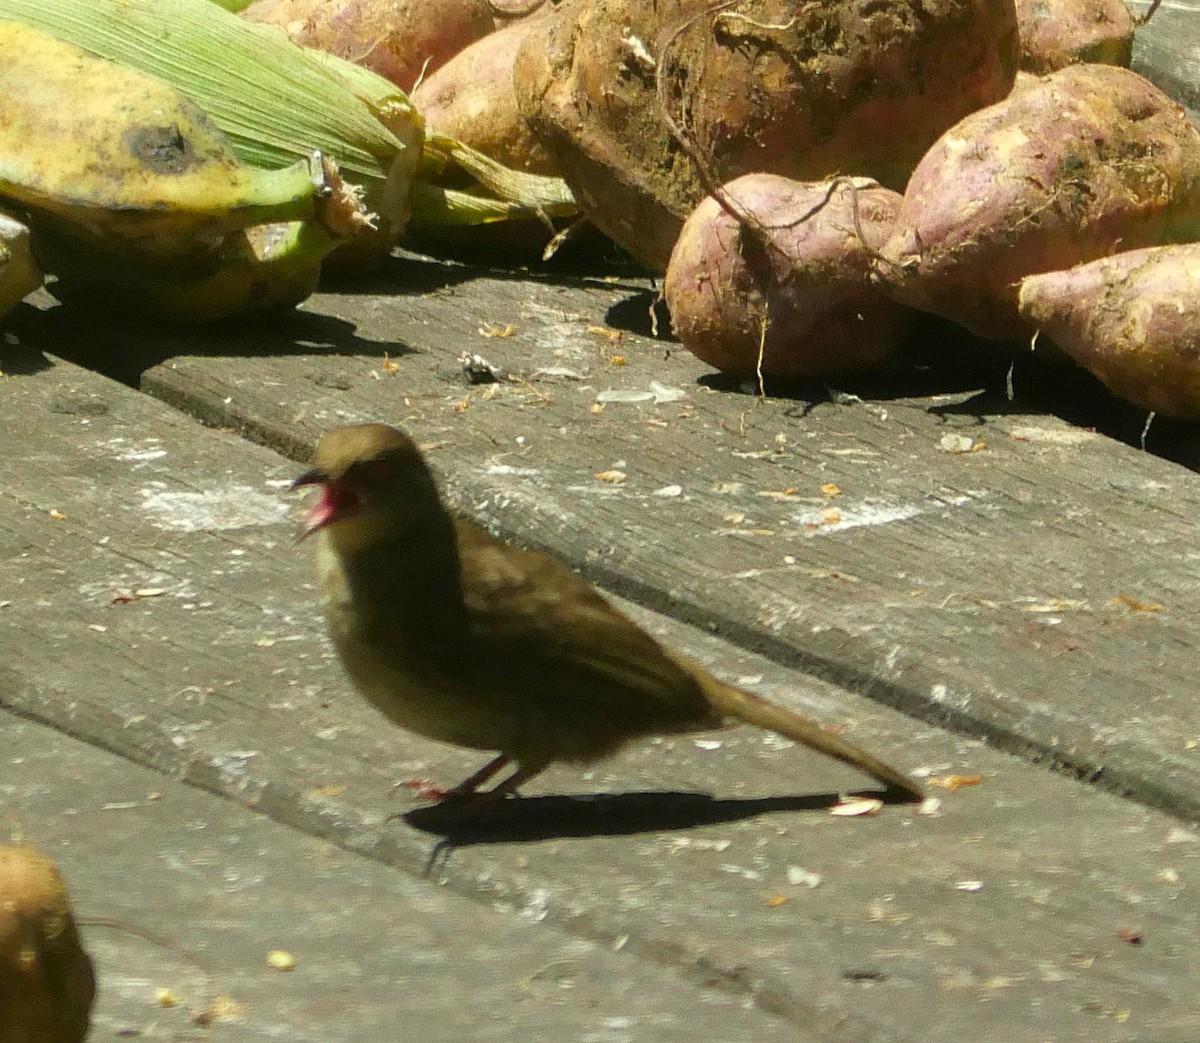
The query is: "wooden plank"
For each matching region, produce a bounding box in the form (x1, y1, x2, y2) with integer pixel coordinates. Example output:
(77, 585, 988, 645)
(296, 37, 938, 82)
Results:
(1131, 0, 1200, 113)
(4, 714, 801, 1042)
(3, 342, 1200, 1041)
(22, 255, 1200, 820)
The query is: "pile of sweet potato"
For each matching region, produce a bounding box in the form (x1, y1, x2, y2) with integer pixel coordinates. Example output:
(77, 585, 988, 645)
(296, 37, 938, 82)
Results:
(240, 0, 1200, 417)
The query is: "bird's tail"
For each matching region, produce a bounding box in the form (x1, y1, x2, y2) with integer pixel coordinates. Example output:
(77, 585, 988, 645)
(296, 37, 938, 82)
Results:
(689, 666, 924, 801)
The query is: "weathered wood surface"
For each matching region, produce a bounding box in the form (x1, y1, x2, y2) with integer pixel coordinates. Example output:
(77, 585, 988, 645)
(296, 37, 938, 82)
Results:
(23, 252, 1200, 821)
(4, 341, 1200, 1041)
(1130, 0, 1200, 112)
(5, 715, 798, 1042)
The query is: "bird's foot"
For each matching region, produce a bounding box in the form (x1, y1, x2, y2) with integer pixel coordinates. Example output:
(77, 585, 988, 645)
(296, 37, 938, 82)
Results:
(398, 777, 452, 803)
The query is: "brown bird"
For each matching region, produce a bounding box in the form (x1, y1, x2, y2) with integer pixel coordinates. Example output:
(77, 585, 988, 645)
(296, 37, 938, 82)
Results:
(293, 423, 923, 808)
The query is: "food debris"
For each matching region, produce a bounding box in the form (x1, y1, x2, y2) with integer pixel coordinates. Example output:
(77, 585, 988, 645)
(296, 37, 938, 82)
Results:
(938, 433, 986, 453)
(266, 950, 296, 971)
(1021, 597, 1088, 613)
(1115, 926, 1144, 946)
(478, 323, 515, 338)
(830, 797, 883, 817)
(820, 483, 843, 497)
(156, 988, 178, 1007)
(757, 487, 800, 501)
(50, 508, 68, 521)
(594, 470, 626, 484)
(1156, 867, 1180, 885)
(866, 901, 911, 924)
(587, 324, 623, 343)
(1107, 594, 1166, 612)
(192, 995, 246, 1026)
(610, 355, 627, 366)
(786, 866, 821, 888)
(766, 895, 790, 908)
(460, 352, 504, 384)
(928, 774, 984, 792)
(649, 381, 686, 404)
(113, 586, 169, 605)
(379, 352, 401, 374)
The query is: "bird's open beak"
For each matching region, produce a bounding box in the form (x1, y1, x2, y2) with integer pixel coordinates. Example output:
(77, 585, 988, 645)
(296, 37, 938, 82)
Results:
(291, 469, 333, 541)
(291, 469, 360, 540)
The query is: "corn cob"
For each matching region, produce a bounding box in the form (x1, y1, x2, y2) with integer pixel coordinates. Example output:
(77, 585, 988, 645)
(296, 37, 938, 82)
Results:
(42, 220, 334, 323)
(0, 20, 364, 269)
(0, 0, 575, 246)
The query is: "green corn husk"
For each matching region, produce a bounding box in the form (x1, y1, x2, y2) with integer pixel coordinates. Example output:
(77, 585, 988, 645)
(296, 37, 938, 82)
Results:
(304, 47, 576, 223)
(0, 0, 576, 242)
(0, 16, 371, 293)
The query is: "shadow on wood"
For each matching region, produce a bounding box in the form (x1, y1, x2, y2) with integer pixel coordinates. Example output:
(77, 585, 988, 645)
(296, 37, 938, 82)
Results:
(403, 786, 886, 846)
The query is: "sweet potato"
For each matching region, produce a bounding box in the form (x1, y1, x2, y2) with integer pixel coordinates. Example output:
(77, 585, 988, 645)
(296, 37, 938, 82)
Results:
(877, 64, 1200, 340)
(0, 845, 95, 1043)
(664, 175, 915, 379)
(241, 0, 495, 92)
(1018, 245, 1200, 418)
(515, 0, 1019, 269)
(412, 16, 558, 176)
(1016, 0, 1134, 74)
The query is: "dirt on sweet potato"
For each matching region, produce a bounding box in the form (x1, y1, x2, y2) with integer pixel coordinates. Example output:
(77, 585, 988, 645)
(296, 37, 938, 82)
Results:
(1015, 0, 1134, 74)
(1019, 245, 1200, 418)
(877, 64, 1200, 341)
(515, 0, 1019, 270)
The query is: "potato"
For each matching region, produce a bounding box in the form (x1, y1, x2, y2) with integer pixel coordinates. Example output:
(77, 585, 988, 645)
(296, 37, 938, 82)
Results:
(412, 16, 558, 176)
(1019, 245, 1200, 418)
(515, 0, 1019, 270)
(0, 845, 95, 1043)
(1016, 0, 1134, 74)
(664, 175, 915, 379)
(241, 0, 495, 92)
(877, 64, 1200, 341)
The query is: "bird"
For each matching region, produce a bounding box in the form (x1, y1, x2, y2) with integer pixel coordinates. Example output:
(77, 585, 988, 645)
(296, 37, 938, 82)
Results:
(293, 423, 923, 810)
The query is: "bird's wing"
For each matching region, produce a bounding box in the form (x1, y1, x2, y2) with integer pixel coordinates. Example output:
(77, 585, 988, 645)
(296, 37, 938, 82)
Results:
(454, 520, 718, 724)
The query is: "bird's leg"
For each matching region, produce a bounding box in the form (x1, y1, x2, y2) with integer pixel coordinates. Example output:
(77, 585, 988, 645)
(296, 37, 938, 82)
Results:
(444, 753, 512, 798)
(428, 760, 550, 824)
(480, 760, 549, 801)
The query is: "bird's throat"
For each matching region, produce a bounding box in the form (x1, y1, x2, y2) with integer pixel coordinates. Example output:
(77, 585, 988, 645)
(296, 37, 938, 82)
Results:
(320, 519, 471, 655)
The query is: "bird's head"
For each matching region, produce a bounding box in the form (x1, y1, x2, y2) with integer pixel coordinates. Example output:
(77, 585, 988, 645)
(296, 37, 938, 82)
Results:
(292, 424, 442, 555)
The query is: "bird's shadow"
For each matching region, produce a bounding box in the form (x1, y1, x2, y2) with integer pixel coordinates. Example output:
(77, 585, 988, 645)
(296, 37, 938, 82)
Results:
(404, 786, 897, 857)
